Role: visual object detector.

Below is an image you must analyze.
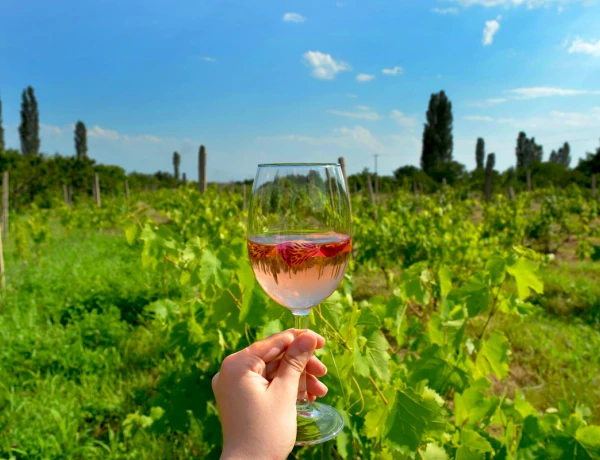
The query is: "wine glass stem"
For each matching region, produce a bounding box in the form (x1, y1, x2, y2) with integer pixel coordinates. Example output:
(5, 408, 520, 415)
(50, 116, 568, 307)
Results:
(294, 313, 310, 409)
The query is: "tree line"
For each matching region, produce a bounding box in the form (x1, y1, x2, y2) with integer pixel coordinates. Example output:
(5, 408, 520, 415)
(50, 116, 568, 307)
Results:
(0, 86, 180, 208)
(0, 86, 599, 207)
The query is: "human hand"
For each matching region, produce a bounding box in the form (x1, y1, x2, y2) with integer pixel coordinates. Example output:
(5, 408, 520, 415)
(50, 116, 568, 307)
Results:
(212, 329, 328, 460)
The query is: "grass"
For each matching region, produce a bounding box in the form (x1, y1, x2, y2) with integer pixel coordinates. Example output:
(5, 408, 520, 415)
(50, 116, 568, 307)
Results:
(0, 230, 204, 459)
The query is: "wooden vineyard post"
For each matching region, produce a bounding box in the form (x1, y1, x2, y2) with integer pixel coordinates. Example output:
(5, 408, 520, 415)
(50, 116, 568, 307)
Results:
(199, 145, 207, 193)
(507, 186, 515, 201)
(63, 184, 70, 207)
(485, 153, 495, 201)
(0, 226, 4, 291)
(94, 173, 101, 207)
(242, 184, 247, 211)
(442, 178, 447, 188)
(125, 180, 130, 201)
(2, 171, 8, 238)
(69, 186, 73, 205)
(182, 173, 187, 186)
(367, 174, 378, 221)
(526, 169, 532, 192)
(592, 174, 597, 199)
(338, 157, 352, 214)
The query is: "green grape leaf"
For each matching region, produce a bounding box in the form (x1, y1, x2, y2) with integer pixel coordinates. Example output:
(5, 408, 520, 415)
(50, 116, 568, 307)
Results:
(459, 275, 490, 318)
(401, 263, 431, 306)
(455, 446, 482, 460)
(357, 307, 381, 328)
(506, 257, 543, 301)
(514, 390, 538, 419)
(352, 336, 370, 378)
(410, 345, 470, 393)
(577, 426, 600, 455)
(124, 223, 140, 245)
(385, 387, 445, 451)
(460, 428, 493, 453)
(212, 289, 239, 324)
(475, 331, 510, 380)
(455, 387, 499, 427)
(438, 265, 453, 299)
(485, 255, 506, 286)
(364, 328, 390, 382)
(419, 443, 448, 460)
(199, 248, 230, 289)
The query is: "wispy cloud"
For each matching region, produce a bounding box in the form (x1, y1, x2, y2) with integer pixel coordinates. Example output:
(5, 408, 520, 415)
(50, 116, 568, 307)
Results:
(257, 125, 386, 153)
(507, 87, 600, 98)
(346, 94, 358, 98)
(327, 107, 381, 120)
(382, 66, 404, 75)
(451, 0, 591, 9)
(568, 38, 600, 57)
(356, 73, 375, 82)
(464, 115, 495, 122)
(200, 56, 216, 62)
(390, 110, 417, 129)
(283, 12, 306, 23)
(302, 51, 351, 80)
(483, 17, 501, 45)
(431, 7, 459, 14)
(468, 98, 508, 107)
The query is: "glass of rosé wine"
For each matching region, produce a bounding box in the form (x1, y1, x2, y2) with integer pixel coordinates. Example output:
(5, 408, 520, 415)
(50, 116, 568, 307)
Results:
(247, 163, 352, 446)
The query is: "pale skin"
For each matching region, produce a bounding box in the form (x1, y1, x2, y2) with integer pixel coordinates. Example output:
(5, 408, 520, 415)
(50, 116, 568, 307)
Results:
(212, 329, 328, 460)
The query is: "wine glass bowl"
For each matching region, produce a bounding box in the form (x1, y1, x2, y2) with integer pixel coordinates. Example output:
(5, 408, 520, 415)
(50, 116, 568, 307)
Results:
(247, 163, 352, 445)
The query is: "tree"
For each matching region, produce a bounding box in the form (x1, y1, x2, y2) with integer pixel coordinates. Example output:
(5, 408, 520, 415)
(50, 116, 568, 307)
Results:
(515, 131, 543, 169)
(173, 151, 181, 180)
(549, 142, 571, 168)
(575, 139, 600, 175)
(19, 86, 40, 156)
(74, 121, 88, 159)
(475, 138, 485, 170)
(420, 91, 454, 174)
(0, 96, 5, 151)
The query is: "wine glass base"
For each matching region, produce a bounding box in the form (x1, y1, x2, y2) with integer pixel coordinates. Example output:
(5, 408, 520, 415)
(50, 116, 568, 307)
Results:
(295, 402, 344, 446)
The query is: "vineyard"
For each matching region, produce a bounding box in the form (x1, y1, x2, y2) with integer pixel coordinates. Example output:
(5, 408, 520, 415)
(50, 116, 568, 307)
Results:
(1, 184, 600, 459)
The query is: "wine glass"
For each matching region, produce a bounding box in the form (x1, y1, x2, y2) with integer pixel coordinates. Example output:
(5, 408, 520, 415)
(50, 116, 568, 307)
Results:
(247, 163, 352, 446)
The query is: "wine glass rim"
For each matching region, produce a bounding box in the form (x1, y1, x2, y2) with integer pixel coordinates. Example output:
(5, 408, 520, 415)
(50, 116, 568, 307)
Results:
(257, 163, 340, 167)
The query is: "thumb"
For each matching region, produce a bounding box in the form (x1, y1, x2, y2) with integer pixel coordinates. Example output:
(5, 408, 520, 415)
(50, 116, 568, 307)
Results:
(272, 332, 317, 394)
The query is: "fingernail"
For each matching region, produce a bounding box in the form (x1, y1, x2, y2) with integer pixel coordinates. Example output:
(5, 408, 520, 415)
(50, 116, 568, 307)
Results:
(298, 334, 315, 353)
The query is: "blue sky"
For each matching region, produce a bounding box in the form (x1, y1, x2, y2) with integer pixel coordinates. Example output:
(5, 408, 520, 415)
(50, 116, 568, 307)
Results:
(1, 0, 599, 181)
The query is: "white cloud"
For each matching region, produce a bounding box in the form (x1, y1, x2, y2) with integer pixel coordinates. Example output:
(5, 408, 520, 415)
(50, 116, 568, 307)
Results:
(87, 125, 121, 141)
(483, 17, 501, 45)
(452, 0, 591, 9)
(356, 73, 375, 82)
(507, 87, 600, 98)
(468, 97, 508, 107)
(200, 56, 216, 62)
(382, 66, 404, 75)
(431, 7, 459, 14)
(327, 108, 381, 120)
(283, 12, 306, 23)
(302, 51, 351, 80)
(390, 110, 417, 129)
(257, 125, 386, 153)
(568, 38, 600, 57)
(40, 123, 64, 135)
(464, 115, 495, 122)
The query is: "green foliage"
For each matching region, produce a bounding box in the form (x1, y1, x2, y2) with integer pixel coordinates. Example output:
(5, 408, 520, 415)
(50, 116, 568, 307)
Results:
(421, 90, 454, 175)
(549, 142, 572, 168)
(475, 138, 485, 171)
(2, 185, 600, 458)
(516, 131, 543, 169)
(19, 86, 40, 156)
(74, 120, 88, 159)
